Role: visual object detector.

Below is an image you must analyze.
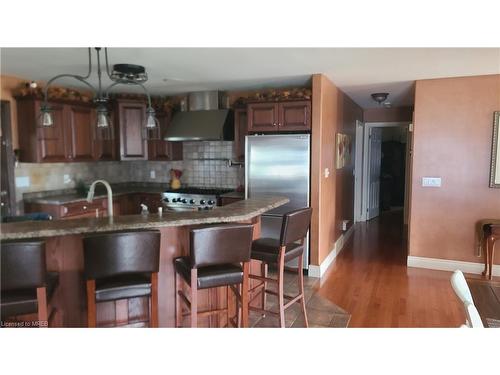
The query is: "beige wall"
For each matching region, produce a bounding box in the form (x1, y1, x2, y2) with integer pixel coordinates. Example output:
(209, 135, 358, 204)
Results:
(310, 74, 363, 265)
(409, 74, 500, 264)
(0, 75, 25, 149)
(363, 106, 413, 123)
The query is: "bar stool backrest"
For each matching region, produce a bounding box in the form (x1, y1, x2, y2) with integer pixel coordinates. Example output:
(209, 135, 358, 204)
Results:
(83, 230, 161, 280)
(279, 207, 312, 247)
(1, 240, 46, 291)
(190, 224, 254, 268)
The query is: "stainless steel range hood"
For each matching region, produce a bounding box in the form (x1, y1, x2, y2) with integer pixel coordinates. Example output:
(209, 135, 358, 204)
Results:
(164, 91, 234, 141)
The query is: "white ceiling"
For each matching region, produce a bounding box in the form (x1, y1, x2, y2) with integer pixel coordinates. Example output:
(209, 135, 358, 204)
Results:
(1, 48, 499, 108)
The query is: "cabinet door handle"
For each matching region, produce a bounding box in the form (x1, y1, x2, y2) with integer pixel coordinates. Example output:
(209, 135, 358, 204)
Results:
(83, 205, 87, 210)
(273, 122, 277, 127)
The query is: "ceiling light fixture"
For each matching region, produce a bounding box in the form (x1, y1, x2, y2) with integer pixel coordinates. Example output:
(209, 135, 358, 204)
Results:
(39, 47, 160, 140)
(370, 92, 389, 105)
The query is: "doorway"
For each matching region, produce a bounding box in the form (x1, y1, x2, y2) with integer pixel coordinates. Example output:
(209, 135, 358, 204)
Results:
(1, 100, 16, 218)
(354, 121, 411, 226)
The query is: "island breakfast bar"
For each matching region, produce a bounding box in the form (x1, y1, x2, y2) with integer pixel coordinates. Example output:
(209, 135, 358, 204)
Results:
(1, 196, 289, 327)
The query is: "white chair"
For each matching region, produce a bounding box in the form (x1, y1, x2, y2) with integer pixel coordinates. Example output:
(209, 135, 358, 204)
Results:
(451, 270, 473, 304)
(464, 302, 484, 328)
(450, 270, 484, 328)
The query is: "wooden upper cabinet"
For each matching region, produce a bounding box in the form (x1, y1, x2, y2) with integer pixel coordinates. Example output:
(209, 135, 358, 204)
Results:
(116, 100, 147, 160)
(16, 97, 98, 163)
(247, 102, 279, 132)
(37, 102, 67, 162)
(148, 111, 183, 161)
(279, 100, 311, 131)
(247, 100, 311, 134)
(234, 108, 248, 161)
(93, 111, 116, 161)
(66, 105, 94, 161)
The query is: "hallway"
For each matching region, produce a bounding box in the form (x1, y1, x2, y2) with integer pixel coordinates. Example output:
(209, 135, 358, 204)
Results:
(317, 210, 466, 327)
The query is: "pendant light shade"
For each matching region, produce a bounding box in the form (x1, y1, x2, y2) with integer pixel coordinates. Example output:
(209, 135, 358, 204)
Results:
(96, 105, 111, 128)
(146, 107, 159, 129)
(39, 106, 54, 127)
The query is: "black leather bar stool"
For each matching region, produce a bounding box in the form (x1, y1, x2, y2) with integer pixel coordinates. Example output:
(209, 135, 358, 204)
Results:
(1, 240, 59, 327)
(174, 223, 254, 328)
(249, 207, 312, 328)
(83, 230, 161, 328)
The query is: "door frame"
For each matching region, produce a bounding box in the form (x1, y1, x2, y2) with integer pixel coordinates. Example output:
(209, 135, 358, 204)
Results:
(357, 121, 411, 222)
(1, 100, 17, 216)
(353, 120, 364, 222)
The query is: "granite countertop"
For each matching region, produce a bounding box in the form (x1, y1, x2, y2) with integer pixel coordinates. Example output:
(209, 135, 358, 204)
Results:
(220, 191, 245, 199)
(1, 196, 288, 240)
(23, 182, 168, 205)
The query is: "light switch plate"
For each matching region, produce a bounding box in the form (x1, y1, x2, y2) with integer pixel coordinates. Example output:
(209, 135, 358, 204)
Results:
(15, 176, 30, 188)
(150, 170, 156, 179)
(63, 174, 71, 184)
(324, 168, 330, 178)
(422, 177, 441, 187)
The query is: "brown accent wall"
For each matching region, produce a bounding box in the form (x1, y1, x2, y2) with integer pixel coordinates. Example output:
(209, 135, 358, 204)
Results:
(310, 74, 363, 265)
(409, 74, 500, 264)
(363, 106, 413, 123)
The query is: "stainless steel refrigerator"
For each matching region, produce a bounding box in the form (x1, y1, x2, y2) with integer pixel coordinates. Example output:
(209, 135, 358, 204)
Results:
(245, 134, 311, 269)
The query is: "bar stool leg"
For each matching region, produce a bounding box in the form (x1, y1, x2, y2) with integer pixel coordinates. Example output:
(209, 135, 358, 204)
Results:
(277, 247, 286, 328)
(241, 262, 250, 328)
(150, 273, 159, 327)
(86, 280, 96, 328)
(36, 286, 48, 328)
(260, 261, 268, 315)
(297, 254, 309, 328)
(190, 268, 198, 328)
(175, 272, 182, 327)
(487, 235, 495, 280)
(483, 237, 489, 277)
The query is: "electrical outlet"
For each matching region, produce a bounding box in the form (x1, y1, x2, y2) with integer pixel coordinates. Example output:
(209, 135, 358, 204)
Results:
(150, 170, 156, 179)
(63, 174, 72, 184)
(324, 168, 330, 178)
(422, 177, 441, 187)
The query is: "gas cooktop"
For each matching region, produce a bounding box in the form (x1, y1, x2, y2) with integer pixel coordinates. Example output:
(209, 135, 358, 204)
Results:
(161, 187, 234, 211)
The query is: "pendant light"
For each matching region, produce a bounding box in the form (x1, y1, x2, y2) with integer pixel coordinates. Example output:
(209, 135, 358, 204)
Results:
(39, 47, 160, 140)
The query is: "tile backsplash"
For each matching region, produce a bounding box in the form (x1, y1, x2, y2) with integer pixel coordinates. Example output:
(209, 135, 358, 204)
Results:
(13, 141, 245, 214)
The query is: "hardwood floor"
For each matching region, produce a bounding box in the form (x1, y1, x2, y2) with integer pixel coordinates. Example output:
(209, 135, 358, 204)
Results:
(316, 209, 467, 327)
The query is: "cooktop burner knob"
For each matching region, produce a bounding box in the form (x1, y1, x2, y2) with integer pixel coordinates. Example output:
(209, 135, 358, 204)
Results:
(181, 198, 187, 203)
(190, 199, 196, 204)
(208, 200, 215, 205)
(163, 198, 169, 203)
(200, 199, 206, 205)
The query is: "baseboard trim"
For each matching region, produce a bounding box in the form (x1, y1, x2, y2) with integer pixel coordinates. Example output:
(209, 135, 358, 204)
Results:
(308, 224, 355, 278)
(407, 255, 500, 277)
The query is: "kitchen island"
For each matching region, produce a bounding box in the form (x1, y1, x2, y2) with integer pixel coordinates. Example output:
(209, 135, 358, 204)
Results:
(1, 196, 288, 327)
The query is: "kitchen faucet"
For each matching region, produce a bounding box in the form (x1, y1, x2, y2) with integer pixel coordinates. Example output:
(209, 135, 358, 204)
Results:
(86, 179, 113, 217)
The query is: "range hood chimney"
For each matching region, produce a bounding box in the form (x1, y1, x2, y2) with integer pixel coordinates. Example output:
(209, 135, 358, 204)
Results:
(164, 91, 234, 141)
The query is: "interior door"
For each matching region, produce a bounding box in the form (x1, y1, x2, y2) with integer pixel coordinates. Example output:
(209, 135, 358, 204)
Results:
(367, 127, 382, 220)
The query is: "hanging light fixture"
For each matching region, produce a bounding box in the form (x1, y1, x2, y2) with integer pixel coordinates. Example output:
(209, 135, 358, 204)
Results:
(39, 47, 160, 140)
(370, 92, 389, 105)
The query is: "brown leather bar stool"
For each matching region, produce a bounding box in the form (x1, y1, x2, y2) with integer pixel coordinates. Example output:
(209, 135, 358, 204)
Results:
(1, 240, 59, 327)
(83, 230, 161, 328)
(173, 223, 254, 328)
(249, 207, 312, 328)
